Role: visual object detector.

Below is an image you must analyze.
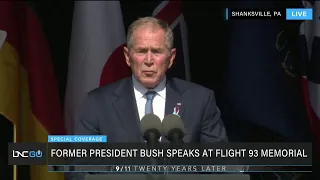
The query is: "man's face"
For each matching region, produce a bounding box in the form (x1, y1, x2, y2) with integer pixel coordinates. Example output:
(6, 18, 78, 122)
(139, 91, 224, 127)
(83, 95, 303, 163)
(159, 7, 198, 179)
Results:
(124, 26, 176, 88)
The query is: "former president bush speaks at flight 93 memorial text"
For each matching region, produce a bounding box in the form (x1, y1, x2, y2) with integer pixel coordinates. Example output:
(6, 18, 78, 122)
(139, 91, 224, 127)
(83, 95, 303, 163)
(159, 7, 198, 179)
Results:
(67, 16, 228, 179)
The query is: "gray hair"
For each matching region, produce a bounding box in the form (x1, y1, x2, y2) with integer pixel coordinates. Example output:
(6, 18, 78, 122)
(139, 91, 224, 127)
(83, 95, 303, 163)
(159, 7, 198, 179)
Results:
(126, 17, 174, 50)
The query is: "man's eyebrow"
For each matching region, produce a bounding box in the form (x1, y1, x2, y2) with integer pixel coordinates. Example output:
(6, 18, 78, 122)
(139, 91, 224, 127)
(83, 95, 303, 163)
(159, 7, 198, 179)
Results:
(135, 47, 164, 50)
(152, 47, 163, 50)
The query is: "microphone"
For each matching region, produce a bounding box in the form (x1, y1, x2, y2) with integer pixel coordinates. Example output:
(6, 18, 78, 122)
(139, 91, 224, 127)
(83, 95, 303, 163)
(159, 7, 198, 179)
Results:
(162, 114, 185, 143)
(140, 114, 162, 147)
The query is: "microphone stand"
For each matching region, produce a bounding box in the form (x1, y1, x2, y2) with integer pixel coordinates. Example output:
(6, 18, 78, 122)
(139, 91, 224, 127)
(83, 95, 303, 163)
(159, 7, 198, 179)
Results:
(165, 133, 184, 175)
(145, 132, 160, 168)
(146, 132, 158, 148)
(171, 133, 183, 144)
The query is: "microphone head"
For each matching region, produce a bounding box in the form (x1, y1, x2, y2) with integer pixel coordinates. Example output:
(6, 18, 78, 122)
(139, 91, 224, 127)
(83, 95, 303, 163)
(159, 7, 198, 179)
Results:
(162, 114, 185, 140)
(140, 114, 162, 140)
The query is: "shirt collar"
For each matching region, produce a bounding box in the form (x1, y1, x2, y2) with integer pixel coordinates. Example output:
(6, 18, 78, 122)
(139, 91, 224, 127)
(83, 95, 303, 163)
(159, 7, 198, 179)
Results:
(132, 75, 166, 100)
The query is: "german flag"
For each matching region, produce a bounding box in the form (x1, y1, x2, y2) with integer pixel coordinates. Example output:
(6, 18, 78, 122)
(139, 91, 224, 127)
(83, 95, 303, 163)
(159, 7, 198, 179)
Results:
(0, 1, 65, 180)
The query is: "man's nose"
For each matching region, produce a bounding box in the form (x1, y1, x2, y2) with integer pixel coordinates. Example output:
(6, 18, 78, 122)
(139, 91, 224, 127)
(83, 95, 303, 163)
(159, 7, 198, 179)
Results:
(144, 51, 154, 65)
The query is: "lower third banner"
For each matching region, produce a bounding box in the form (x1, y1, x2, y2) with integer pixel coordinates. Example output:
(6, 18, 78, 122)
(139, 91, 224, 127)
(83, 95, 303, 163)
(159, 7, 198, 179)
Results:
(8, 143, 312, 166)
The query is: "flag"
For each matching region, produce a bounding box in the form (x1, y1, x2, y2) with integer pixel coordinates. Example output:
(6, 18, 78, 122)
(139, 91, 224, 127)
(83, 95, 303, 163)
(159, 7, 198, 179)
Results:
(0, 1, 65, 180)
(65, 0, 189, 133)
(224, 1, 310, 141)
(64, 1, 131, 133)
(299, 0, 320, 153)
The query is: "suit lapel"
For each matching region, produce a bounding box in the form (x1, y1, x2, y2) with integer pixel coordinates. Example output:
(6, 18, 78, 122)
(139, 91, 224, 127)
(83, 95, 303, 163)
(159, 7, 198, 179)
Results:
(112, 78, 143, 142)
(165, 78, 185, 118)
(161, 78, 185, 142)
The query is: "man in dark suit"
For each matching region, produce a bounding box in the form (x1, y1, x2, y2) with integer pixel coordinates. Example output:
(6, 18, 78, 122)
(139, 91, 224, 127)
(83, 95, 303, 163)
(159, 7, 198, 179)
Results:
(74, 16, 227, 143)
(66, 16, 228, 180)
(74, 17, 227, 143)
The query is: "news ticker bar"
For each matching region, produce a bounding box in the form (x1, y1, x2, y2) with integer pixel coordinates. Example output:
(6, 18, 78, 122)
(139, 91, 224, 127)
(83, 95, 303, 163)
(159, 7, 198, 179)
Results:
(225, 8, 313, 20)
(48, 165, 312, 173)
(8, 142, 312, 166)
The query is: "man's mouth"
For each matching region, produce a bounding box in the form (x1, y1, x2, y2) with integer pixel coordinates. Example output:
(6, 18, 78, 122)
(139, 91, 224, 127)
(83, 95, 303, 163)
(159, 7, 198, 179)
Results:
(143, 71, 155, 75)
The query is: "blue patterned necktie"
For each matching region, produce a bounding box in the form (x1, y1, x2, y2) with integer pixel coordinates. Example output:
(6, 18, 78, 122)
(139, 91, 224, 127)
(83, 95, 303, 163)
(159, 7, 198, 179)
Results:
(145, 91, 156, 115)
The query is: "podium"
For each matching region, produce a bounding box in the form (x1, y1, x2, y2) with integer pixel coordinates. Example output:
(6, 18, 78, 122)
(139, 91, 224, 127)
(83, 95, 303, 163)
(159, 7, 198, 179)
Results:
(85, 174, 251, 180)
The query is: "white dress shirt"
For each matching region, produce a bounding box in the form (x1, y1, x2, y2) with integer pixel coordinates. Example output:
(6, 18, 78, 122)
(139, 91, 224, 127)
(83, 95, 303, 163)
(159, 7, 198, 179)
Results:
(132, 75, 166, 122)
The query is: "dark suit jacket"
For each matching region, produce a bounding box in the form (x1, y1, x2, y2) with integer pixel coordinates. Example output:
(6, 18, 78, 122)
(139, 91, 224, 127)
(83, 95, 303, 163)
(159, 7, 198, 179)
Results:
(74, 76, 227, 142)
(66, 77, 228, 180)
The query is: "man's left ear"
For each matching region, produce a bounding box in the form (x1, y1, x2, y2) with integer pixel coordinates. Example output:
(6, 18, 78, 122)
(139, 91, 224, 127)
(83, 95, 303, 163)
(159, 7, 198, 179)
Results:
(168, 48, 176, 69)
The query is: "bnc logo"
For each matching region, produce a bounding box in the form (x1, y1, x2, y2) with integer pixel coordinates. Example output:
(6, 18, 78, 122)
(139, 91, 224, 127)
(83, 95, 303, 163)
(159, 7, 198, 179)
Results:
(12, 150, 43, 158)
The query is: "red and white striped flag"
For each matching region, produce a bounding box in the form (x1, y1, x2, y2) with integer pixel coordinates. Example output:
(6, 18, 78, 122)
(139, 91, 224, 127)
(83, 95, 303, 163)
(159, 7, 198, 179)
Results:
(64, 1, 131, 133)
(300, 0, 320, 152)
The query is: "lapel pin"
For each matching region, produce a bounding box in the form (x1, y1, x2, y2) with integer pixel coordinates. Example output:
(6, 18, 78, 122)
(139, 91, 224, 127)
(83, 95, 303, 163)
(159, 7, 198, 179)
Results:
(173, 103, 181, 116)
